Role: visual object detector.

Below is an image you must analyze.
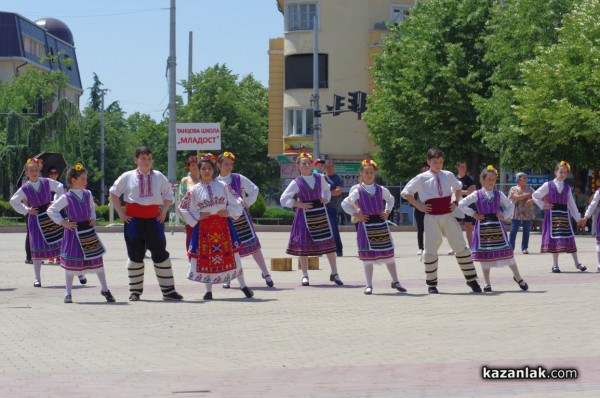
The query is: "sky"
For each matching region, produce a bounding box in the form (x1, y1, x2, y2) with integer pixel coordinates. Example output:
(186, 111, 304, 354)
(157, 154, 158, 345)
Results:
(3, 0, 284, 119)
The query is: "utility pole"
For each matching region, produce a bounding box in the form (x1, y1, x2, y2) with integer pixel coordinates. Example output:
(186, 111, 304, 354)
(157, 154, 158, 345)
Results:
(312, 15, 320, 159)
(167, 0, 177, 183)
(188, 31, 193, 102)
(498, 0, 506, 191)
(100, 89, 108, 205)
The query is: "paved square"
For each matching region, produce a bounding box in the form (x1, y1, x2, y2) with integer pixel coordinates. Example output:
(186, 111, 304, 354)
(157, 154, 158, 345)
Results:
(1, 228, 599, 397)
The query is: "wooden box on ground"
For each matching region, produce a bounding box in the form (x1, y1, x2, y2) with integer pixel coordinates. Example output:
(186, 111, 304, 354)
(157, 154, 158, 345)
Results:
(297, 257, 319, 270)
(270, 258, 292, 271)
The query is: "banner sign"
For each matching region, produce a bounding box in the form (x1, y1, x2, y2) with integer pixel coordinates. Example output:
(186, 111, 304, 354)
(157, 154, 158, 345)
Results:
(176, 123, 221, 150)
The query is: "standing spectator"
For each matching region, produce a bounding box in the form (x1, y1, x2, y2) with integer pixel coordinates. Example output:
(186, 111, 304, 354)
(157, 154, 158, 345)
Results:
(314, 159, 344, 257)
(452, 160, 476, 253)
(414, 165, 429, 255)
(573, 186, 588, 234)
(508, 172, 536, 254)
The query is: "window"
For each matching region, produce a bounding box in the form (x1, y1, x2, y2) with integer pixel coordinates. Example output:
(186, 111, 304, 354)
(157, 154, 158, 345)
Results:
(22, 35, 45, 58)
(390, 4, 412, 24)
(287, 3, 318, 31)
(286, 109, 314, 136)
(285, 54, 328, 89)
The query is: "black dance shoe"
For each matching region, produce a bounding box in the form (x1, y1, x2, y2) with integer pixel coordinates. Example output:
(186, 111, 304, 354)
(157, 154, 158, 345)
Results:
(101, 290, 116, 302)
(329, 274, 344, 286)
(467, 280, 482, 293)
(391, 281, 407, 293)
(262, 273, 274, 288)
(163, 291, 184, 301)
(241, 286, 254, 298)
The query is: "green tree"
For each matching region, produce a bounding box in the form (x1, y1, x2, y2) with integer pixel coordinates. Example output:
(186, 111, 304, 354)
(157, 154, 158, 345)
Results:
(512, 0, 600, 173)
(475, 0, 579, 169)
(178, 64, 278, 189)
(367, 0, 496, 182)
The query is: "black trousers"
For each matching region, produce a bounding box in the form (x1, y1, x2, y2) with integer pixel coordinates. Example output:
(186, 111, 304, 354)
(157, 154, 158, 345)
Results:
(124, 218, 169, 263)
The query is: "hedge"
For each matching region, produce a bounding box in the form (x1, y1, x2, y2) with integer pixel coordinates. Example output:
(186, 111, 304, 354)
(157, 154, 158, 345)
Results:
(260, 207, 295, 225)
(0, 200, 22, 218)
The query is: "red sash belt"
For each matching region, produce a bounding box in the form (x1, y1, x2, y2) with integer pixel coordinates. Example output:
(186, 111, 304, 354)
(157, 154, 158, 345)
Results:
(125, 203, 160, 219)
(425, 196, 452, 215)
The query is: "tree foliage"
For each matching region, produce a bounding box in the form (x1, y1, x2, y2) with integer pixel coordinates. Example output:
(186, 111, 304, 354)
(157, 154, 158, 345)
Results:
(511, 0, 600, 171)
(178, 64, 278, 189)
(475, 0, 579, 169)
(367, 0, 496, 182)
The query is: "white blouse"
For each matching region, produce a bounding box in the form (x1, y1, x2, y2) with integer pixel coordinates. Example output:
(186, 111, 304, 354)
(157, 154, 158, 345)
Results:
(109, 169, 174, 206)
(217, 173, 259, 208)
(584, 190, 600, 219)
(401, 170, 462, 203)
(178, 180, 244, 227)
(10, 178, 65, 215)
(458, 189, 514, 220)
(280, 174, 331, 208)
(47, 189, 96, 224)
(341, 183, 394, 215)
(532, 180, 580, 221)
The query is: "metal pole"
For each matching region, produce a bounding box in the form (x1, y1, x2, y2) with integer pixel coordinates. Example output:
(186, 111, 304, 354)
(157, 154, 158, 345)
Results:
(312, 15, 320, 159)
(188, 31, 193, 102)
(100, 89, 106, 205)
(167, 0, 177, 183)
(498, 0, 506, 192)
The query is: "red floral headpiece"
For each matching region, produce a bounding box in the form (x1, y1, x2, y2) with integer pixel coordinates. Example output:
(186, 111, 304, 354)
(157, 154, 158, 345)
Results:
(559, 160, 571, 172)
(26, 157, 43, 166)
(199, 153, 217, 163)
(361, 159, 378, 171)
(485, 165, 498, 176)
(298, 152, 313, 161)
(222, 151, 236, 161)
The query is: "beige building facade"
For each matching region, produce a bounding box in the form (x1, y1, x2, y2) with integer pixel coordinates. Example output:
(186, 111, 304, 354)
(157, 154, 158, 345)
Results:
(269, 0, 415, 189)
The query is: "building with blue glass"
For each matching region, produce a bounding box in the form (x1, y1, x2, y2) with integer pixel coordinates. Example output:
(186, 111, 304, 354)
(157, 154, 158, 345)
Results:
(0, 12, 82, 110)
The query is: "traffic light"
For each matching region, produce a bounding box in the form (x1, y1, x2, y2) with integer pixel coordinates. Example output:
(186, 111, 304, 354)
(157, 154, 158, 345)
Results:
(358, 91, 367, 119)
(347, 91, 358, 113)
(332, 94, 345, 116)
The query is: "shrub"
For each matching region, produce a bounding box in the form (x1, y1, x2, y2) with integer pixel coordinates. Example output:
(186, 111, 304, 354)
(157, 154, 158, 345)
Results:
(261, 206, 295, 225)
(95, 205, 110, 221)
(0, 200, 21, 218)
(249, 192, 266, 218)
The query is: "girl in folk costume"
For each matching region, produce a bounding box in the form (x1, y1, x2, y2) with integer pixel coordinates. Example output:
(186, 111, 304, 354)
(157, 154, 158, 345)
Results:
(217, 151, 274, 288)
(178, 155, 200, 256)
(341, 159, 407, 295)
(580, 189, 600, 272)
(458, 166, 528, 292)
(10, 158, 64, 287)
(280, 152, 344, 287)
(532, 161, 587, 273)
(178, 153, 254, 300)
(47, 164, 115, 303)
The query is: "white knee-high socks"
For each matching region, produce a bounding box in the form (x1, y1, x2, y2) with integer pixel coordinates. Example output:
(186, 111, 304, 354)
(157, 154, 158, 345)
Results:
(32, 260, 42, 282)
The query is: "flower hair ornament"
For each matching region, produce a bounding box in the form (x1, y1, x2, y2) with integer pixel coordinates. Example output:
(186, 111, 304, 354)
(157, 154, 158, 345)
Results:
(74, 163, 84, 171)
(298, 152, 313, 161)
(222, 151, 236, 161)
(26, 157, 43, 166)
(559, 160, 571, 171)
(361, 159, 379, 171)
(200, 153, 217, 163)
(486, 165, 498, 176)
